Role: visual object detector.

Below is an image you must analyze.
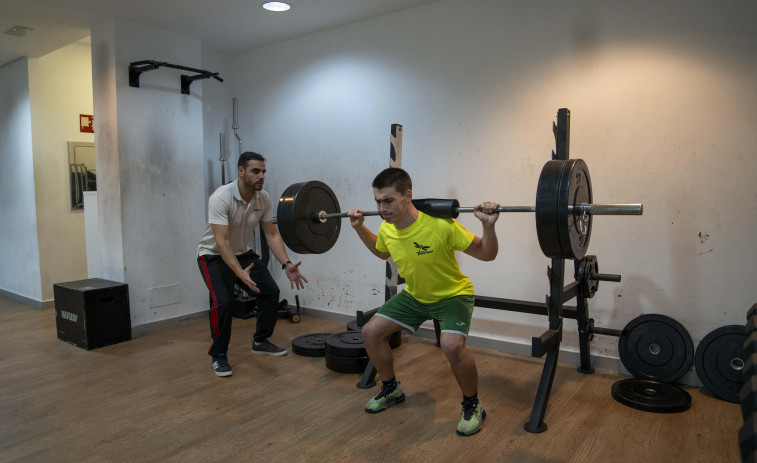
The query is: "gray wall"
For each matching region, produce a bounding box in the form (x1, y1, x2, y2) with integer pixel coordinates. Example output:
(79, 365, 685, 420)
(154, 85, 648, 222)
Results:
(217, 0, 757, 358)
(0, 57, 43, 304)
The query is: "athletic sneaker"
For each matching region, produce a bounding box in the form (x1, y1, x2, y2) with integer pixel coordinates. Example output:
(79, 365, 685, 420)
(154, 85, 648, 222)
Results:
(456, 399, 486, 436)
(365, 382, 405, 413)
(251, 340, 287, 356)
(211, 354, 232, 377)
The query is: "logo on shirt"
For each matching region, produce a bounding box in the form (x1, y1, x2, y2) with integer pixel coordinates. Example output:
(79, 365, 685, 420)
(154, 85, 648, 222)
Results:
(413, 241, 433, 256)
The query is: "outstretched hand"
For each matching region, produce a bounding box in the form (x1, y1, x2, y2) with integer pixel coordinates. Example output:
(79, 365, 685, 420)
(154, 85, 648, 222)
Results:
(473, 201, 501, 226)
(239, 263, 260, 293)
(285, 261, 308, 290)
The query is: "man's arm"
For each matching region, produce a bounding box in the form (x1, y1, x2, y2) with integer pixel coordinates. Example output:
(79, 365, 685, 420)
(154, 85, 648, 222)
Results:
(463, 201, 500, 261)
(261, 221, 308, 290)
(211, 223, 259, 293)
(346, 209, 390, 260)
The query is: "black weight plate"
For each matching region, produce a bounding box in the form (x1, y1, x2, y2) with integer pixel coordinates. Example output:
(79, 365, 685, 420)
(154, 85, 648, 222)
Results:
(325, 331, 367, 358)
(325, 352, 369, 374)
(535, 160, 566, 259)
(346, 319, 360, 332)
(611, 378, 692, 413)
(277, 181, 340, 254)
(557, 159, 592, 260)
(695, 325, 745, 403)
(618, 314, 694, 383)
(575, 255, 598, 298)
(292, 332, 333, 357)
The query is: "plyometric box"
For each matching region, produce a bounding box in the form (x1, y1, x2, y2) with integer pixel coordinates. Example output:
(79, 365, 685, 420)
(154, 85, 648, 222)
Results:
(53, 278, 132, 350)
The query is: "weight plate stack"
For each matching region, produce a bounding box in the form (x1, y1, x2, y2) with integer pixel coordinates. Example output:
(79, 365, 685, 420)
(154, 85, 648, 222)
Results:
(292, 333, 333, 357)
(618, 314, 694, 383)
(536, 159, 593, 260)
(611, 378, 692, 413)
(558, 159, 592, 261)
(325, 331, 369, 374)
(277, 180, 341, 254)
(695, 325, 745, 404)
(325, 353, 369, 374)
(346, 319, 360, 332)
(325, 331, 367, 357)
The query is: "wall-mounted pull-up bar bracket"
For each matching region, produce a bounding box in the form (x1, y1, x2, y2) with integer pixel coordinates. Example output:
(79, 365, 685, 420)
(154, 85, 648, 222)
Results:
(128, 60, 223, 94)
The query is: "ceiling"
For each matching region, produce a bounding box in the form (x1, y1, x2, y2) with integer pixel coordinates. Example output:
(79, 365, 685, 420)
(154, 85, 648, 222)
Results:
(0, 0, 440, 67)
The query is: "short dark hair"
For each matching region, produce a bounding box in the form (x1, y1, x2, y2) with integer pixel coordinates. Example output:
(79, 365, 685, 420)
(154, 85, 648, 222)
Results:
(372, 167, 412, 194)
(238, 151, 266, 169)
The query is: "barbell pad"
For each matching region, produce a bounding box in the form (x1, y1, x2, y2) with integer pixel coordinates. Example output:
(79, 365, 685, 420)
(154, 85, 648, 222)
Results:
(411, 198, 460, 219)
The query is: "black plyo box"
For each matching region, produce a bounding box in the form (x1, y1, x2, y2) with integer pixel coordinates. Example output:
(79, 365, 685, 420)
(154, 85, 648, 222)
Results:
(53, 278, 132, 350)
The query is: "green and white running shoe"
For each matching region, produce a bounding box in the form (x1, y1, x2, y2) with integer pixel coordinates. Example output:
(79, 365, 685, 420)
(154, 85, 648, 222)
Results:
(364, 382, 405, 413)
(456, 399, 486, 436)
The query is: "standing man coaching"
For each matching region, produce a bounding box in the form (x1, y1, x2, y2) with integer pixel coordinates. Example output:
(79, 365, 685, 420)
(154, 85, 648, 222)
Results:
(197, 152, 307, 377)
(347, 167, 499, 436)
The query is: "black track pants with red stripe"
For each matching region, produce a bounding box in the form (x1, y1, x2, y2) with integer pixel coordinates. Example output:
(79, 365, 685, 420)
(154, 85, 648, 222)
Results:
(197, 250, 280, 357)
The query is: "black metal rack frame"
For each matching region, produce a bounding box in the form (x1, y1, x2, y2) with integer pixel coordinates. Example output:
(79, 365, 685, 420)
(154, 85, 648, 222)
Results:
(355, 108, 614, 433)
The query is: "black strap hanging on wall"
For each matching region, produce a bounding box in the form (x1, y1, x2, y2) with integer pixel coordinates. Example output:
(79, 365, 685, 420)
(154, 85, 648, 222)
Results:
(128, 60, 223, 94)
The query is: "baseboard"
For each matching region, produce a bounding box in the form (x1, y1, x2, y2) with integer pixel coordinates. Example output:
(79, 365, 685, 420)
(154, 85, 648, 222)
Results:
(300, 306, 356, 327)
(131, 310, 207, 338)
(0, 288, 52, 309)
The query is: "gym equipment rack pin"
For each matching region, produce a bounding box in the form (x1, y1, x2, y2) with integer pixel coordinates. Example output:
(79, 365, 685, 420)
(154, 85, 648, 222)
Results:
(128, 60, 223, 94)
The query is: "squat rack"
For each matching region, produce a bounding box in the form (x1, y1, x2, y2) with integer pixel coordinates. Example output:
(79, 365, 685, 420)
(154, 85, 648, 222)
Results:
(355, 108, 622, 433)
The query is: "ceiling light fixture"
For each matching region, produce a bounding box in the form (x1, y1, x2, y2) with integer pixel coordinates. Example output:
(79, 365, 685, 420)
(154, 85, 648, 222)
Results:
(261, 2, 291, 12)
(4, 25, 34, 37)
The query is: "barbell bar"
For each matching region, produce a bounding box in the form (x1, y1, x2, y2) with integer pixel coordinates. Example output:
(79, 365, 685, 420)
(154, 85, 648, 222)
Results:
(275, 158, 643, 260)
(317, 202, 642, 221)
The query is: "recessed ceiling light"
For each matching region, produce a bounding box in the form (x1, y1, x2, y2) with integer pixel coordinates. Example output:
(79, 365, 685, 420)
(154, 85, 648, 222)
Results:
(4, 25, 34, 37)
(261, 2, 291, 12)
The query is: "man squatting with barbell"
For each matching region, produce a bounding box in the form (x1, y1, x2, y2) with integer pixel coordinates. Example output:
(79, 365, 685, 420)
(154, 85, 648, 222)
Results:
(347, 167, 500, 436)
(197, 152, 308, 377)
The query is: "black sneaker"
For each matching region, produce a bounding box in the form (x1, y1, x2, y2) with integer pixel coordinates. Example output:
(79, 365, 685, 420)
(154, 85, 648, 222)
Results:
(212, 354, 232, 377)
(251, 340, 287, 356)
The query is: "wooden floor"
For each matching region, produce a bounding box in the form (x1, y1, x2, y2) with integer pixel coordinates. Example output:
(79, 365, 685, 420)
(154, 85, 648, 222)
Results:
(0, 295, 742, 463)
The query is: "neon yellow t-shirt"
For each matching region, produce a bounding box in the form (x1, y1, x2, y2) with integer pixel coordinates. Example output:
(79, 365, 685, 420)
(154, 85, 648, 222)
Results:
(375, 212, 475, 303)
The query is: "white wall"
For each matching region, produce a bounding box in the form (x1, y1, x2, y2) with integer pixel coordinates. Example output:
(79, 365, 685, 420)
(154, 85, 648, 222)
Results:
(229, 0, 757, 357)
(91, 20, 207, 327)
(28, 42, 94, 302)
(0, 57, 43, 303)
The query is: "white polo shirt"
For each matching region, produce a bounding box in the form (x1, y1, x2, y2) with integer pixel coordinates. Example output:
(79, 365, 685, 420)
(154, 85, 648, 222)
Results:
(197, 180, 273, 256)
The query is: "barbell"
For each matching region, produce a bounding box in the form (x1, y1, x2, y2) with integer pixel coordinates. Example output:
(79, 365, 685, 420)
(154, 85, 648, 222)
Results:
(275, 158, 643, 260)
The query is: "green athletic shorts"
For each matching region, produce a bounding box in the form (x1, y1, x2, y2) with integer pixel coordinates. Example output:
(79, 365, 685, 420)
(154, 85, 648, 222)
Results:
(375, 290, 475, 336)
